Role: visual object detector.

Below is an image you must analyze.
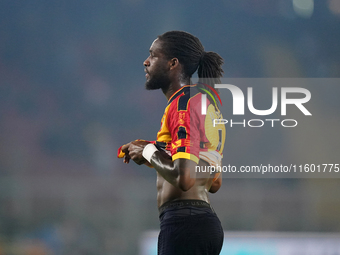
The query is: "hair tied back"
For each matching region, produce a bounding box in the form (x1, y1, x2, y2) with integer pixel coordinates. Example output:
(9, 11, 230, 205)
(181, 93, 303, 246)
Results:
(200, 51, 206, 65)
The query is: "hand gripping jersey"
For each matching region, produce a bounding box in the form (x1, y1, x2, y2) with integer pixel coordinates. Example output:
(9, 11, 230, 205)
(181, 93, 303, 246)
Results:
(156, 84, 226, 179)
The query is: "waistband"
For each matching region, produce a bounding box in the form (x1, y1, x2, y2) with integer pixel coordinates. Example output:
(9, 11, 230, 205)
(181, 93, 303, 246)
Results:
(158, 199, 212, 215)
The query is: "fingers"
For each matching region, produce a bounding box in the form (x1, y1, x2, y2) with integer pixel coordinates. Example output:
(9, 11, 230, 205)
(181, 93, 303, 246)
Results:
(122, 143, 143, 164)
(123, 154, 131, 164)
(121, 143, 131, 153)
(120, 140, 148, 165)
(130, 153, 146, 165)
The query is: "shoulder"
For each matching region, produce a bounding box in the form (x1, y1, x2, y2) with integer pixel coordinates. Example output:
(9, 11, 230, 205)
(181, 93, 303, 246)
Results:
(169, 85, 207, 112)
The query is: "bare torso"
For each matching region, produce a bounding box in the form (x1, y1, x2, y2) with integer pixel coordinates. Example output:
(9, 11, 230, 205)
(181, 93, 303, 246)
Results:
(156, 159, 215, 208)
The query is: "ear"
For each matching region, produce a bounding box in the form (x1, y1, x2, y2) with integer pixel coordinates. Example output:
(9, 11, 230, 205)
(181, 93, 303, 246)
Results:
(169, 58, 179, 70)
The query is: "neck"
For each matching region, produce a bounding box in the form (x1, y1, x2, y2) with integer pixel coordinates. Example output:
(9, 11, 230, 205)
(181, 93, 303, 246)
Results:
(163, 77, 191, 100)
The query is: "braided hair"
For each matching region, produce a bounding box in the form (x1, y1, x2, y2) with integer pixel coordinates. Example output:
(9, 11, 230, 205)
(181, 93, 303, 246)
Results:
(157, 31, 224, 106)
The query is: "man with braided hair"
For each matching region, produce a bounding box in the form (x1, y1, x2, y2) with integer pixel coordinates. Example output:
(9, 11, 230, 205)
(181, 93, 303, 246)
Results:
(119, 31, 226, 255)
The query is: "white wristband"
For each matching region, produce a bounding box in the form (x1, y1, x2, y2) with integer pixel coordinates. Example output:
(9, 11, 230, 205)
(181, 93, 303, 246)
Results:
(142, 143, 158, 163)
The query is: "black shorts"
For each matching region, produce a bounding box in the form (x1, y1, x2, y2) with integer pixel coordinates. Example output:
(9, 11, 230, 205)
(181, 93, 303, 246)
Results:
(158, 200, 224, 255)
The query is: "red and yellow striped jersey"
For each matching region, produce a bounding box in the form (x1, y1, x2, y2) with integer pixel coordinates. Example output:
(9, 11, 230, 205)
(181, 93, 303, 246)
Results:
(156, 84, 226, 165)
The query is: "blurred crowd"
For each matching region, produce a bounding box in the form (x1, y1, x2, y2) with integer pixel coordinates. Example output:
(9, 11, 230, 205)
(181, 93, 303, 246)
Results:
(0, 1, 340, 254)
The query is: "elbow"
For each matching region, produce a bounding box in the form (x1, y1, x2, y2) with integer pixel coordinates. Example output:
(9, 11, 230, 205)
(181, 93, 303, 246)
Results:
(178, 183, 191, 192)
(178, 177, 195, 192)
(209, 178, 222, 193)
(209, 186, 220, 193)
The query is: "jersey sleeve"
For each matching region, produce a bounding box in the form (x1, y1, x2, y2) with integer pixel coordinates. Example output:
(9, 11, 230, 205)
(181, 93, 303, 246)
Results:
(167, 94, 204, 164)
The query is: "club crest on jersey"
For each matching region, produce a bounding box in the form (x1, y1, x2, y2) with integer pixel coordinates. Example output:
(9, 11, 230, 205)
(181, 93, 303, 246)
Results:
(178, 112, 185, 124)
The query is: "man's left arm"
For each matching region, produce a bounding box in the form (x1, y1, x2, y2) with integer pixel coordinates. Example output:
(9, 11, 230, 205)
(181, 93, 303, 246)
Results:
(209, 173, 222, 193)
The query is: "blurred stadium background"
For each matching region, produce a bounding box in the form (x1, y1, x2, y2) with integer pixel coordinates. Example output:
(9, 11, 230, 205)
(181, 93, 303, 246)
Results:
(1, 0, 340, 254)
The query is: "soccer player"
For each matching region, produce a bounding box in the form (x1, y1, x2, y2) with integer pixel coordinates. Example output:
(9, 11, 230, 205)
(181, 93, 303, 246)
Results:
(119, 31, 226, 255)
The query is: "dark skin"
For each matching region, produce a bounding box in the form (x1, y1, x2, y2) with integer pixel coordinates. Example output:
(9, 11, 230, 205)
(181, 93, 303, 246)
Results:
(122, 38, 222, 208)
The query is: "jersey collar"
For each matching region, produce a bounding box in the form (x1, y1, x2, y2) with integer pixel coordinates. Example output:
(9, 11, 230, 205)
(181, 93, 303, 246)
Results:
(167, 84, 197, 105)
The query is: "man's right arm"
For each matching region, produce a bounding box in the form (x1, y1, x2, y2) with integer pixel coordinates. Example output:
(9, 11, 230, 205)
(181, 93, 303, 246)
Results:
(125, 140, 198, 192)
